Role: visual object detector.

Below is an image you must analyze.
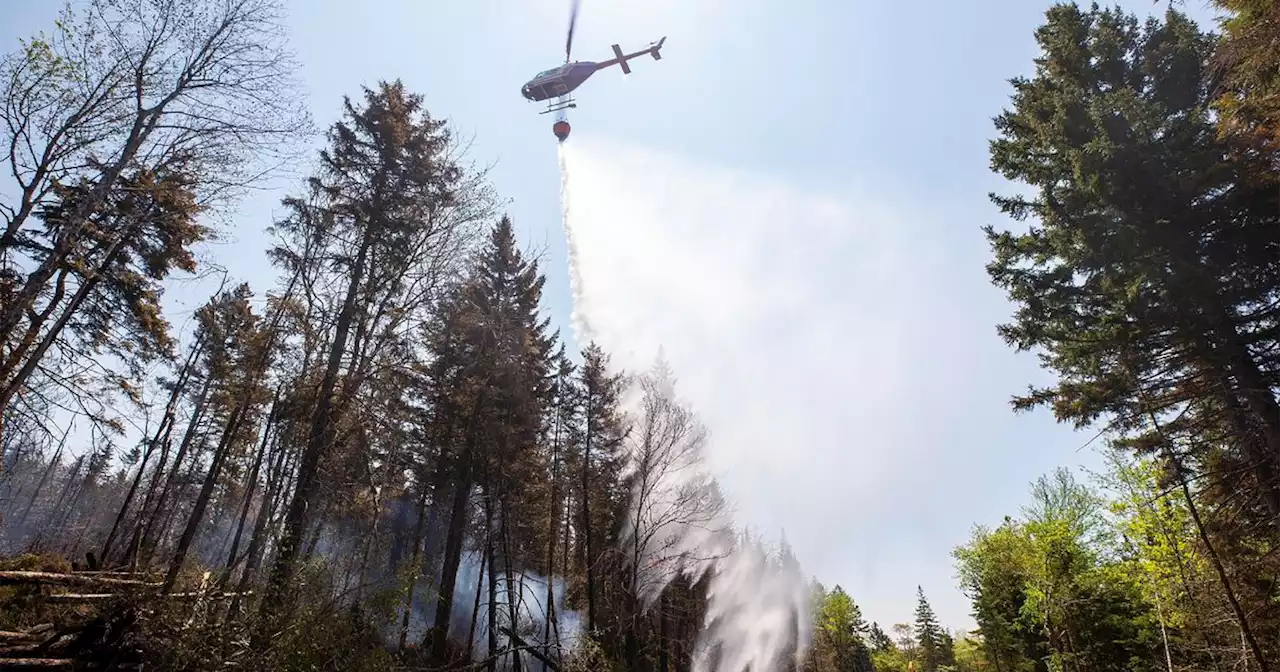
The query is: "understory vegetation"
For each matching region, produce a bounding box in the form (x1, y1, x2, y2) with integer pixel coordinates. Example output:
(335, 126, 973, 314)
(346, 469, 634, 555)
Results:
(0, 0, 1278, 670)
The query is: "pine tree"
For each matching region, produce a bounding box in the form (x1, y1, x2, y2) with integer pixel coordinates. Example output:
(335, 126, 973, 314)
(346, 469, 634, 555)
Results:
(869, 622, 894, 653)
(914, 586, 943, 672)
(938, 631, 956, 671)
(984, 4, 1280, 523)
(260, 79, 472, 625)
(575, 342, 628, 636)
(982, 7, 1278, 669)
(426, 215, 556, 663)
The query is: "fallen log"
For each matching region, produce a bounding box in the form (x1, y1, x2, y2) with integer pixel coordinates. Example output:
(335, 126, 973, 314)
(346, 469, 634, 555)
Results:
(499, 627, 562, 672)
(0, 643, 44, 656)
(0, 633, 43, 643)
(45, 591, 251, 603)
(68, 572, 154, 579)
(0, 659, 72, 669)
(0, 572, 159, 589)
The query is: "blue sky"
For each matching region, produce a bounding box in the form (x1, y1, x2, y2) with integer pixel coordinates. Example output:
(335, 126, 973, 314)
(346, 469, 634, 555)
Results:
(2, 0, 1221, 633)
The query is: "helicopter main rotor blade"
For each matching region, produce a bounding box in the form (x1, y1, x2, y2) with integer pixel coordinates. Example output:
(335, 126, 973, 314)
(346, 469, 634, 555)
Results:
(565, 0, 581, 62)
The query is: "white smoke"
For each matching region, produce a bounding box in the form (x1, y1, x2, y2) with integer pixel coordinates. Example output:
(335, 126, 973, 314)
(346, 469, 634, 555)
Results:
(556, 139, 814, 671)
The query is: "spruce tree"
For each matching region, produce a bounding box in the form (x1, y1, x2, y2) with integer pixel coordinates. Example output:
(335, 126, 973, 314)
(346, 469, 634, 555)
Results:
(1212, 0, 1280, 151)
(260, 79, 469, 625)
(984, 5, 1280, 530)
(938, 631, 956, 670)
(914, 586, 943, 672)
(869, 622, 894, 653)
(427, 215, 556, 663)
(575, 341, 628, 635)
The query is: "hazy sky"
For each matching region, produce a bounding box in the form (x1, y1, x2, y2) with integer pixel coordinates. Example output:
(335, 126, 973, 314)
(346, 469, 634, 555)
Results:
(2, 0, 1221, 632)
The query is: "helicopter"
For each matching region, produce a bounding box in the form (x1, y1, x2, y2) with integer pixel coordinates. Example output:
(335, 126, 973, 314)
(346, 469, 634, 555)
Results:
(521, 0, 667, 141)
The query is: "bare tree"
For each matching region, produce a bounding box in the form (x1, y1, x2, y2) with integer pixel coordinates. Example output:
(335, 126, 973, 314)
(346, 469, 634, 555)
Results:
(0, 0, 309, 460)
(619, 358, 729, 612)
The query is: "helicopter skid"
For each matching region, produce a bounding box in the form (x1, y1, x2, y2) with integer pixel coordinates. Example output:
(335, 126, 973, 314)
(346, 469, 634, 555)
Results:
(540, 99, 577, 114)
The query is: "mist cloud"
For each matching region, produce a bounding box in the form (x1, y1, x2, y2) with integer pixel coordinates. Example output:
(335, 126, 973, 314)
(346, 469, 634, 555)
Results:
(558, 133, 1001, 627)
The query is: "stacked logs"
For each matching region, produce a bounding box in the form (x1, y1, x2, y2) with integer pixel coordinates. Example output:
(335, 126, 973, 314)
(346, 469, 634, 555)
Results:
(0, 570, 249, 669)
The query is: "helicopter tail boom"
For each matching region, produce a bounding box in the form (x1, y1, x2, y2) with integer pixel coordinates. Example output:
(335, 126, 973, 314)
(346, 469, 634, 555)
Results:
(596, 37, 667, 74)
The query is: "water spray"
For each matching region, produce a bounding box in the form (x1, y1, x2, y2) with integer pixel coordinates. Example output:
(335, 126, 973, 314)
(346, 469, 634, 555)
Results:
(556, 142, 594, 345)
(556, 144, 814, 671)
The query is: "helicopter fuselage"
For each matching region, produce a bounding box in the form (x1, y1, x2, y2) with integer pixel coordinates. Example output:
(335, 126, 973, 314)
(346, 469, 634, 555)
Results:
(521, 62, 601, 102)
(521, 37, 666, 105)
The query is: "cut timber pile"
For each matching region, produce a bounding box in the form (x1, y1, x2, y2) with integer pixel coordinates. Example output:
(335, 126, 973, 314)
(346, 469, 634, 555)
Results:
(0, 623, 73, 669)
(0, 572, 161, 589)
(0, 569, 250, 669)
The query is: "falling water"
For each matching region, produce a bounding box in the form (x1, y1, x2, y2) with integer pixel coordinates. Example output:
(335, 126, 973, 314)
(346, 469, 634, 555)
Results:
(555, 140, 813, 671)
(557, 143, 595, 346)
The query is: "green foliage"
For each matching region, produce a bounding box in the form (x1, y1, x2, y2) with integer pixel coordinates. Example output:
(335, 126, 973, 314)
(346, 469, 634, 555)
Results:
(914, 587, 944, 672)
(869, 622, 894, 652)
(956, 467, 1169, 672)
(980, 3, 1280, 668)
(950, 633, 985, 672)
(871, 646, 912, 672)
(805, 584, 874, 672)
(983, 3, 1280, 523)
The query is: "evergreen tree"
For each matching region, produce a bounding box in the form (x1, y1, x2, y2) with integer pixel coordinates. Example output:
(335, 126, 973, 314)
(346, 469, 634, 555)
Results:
(984, 3, 1280, 523)
(914, 587, 943, 672)
(806, 585, 875, 672)
(574, 342, 628, 636)
(426, 215, 556, 663)
(261, 79, 473, 625)
(982, 6, 1279, 669)
(869, 622, 894, 653)
(937, 631, 956, 671)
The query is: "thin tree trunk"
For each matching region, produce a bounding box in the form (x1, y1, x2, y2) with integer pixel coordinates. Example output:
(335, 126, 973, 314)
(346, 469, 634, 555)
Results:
(33, 456, 84, 552)
(467, 545, 488, 659)
(221, 392, 280, 586)
(428, 395, 486, 659)
(303, 506, 328, 561)
(0, 106, 159, 347)
(353, 482, 381, 601)
(1171, 451, 1268, 672)
(398, 487, 430, 651)
(501, 498, 523, 672)
(1151, 584, 1174, 672)
(0, 223, 146, 420)
(260, 233, 372, 622)
(544, 388, 564, 663)
(430, 472, 473, 659)
(486, 493, 498, 672)
(229, 419, 292, 617)
(660, 593, 670, 672)
(102, 334, 205, 565)
(136, 378, 213, 565)
(1136, 382, 1271, 672)
(14, 424, 69, 537)
(162, 388, 256, 593)
(581, 396, 596, 635)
